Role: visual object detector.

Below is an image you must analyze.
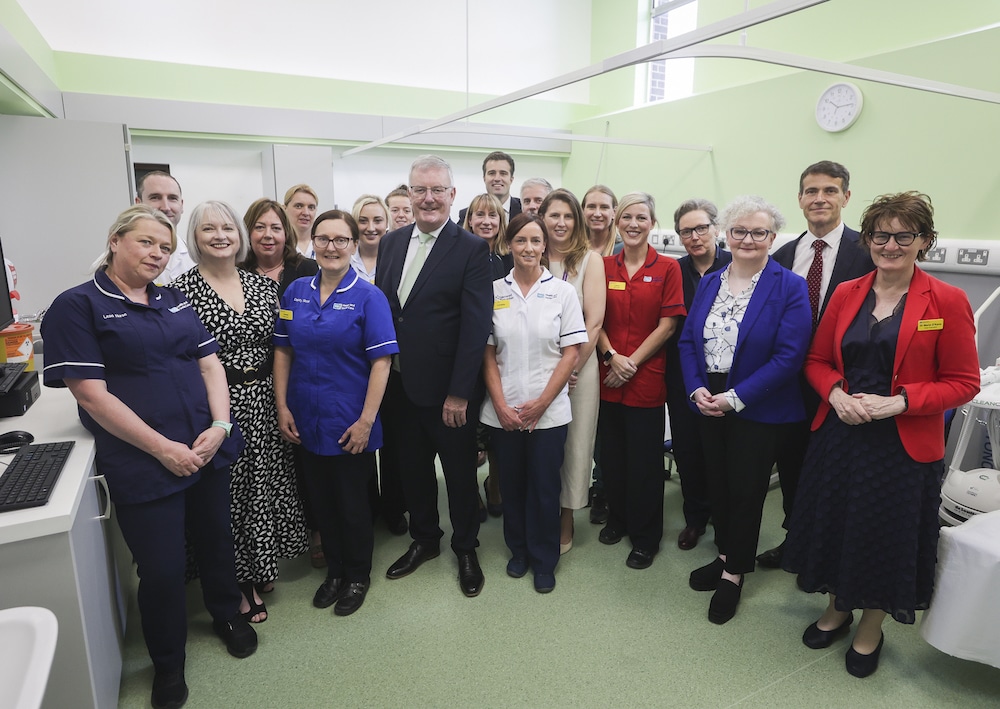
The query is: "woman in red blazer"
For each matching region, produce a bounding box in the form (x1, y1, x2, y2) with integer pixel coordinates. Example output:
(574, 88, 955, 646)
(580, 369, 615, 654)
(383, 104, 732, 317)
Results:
(782, 192, 980, 678)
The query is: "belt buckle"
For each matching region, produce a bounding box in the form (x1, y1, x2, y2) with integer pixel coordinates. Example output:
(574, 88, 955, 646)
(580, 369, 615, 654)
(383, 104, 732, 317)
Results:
(242, 365, 259, 383)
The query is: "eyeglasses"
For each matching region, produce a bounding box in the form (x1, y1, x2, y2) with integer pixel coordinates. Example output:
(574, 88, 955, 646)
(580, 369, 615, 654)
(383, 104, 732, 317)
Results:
(868, 231, 922, 246)
(409, 186, 451, 198)
(729, 227, 773, 242)
(678, 224, 713, 240)
(313, 235, 353, 249)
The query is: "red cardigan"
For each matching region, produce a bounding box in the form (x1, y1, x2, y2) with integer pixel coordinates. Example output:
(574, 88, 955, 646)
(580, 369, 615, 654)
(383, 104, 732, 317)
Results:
(805, 267, 980, 463)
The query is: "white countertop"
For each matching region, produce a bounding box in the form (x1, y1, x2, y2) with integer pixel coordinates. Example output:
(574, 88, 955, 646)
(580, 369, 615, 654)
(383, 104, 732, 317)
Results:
(0, 386, 96, 545)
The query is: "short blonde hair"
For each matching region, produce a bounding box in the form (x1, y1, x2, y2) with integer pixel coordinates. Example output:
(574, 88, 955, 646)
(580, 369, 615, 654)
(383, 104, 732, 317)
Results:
(351, 194, 389, 223)
(96, 205, 176, 271)
(283, 184, 318, 206)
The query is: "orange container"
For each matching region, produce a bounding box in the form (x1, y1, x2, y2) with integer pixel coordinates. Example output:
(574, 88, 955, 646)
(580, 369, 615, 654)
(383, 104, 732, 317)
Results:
(1, 322, 35, 371)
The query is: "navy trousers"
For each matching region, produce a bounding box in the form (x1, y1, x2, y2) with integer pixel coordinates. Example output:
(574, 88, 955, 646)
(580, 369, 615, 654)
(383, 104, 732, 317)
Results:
(491, 425, 566, 576)
(115, 467, 241, 674)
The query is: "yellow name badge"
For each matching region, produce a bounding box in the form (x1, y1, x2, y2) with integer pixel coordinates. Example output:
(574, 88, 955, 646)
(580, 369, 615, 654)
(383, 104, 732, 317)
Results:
(494, 299, 510, 310)
(278, 309, 293, 320)
(608, 281, 627, 291)
(917, 318, 943, 331)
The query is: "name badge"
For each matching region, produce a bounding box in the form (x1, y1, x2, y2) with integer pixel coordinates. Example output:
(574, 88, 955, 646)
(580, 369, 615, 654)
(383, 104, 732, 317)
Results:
(917, 318, 943, 331)
(279, 309, 293, 320)
(494, 299, 510, 310)
(608, 281, 627, 291)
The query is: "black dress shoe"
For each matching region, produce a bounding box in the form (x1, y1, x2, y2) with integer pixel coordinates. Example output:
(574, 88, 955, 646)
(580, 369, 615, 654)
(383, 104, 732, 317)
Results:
(598, 525, 624, 545)
(386, 541, 440, 579)
(457, 551, 485, 597)
(386, 515, 409, 536)
(755, 541, 785, 568)
(626, 548, 655, 569)
(590, 492, 609, 525)
(803, 612, 854, 649)
(677, 526, 705, 550)
(212, 614, 258, 658)
(151, 670, 188, 709)
(312, 577, 344, 609)
(846, 633, 884, 678)
(689, 557, 725, 591)
(708, 576, 744, 624)
(334, 582, 369, 616)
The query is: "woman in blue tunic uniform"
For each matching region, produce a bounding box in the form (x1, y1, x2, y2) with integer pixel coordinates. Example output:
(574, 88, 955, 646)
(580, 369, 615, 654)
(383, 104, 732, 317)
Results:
(41, 205, 255, 709)
(273, 209, 398, 617)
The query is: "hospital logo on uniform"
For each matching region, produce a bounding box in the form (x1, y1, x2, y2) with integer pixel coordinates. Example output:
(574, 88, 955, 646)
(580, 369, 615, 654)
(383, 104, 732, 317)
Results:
(168, 301, 192, 313)
(332, 303, 356, 310)
(537, 293, 557, 299)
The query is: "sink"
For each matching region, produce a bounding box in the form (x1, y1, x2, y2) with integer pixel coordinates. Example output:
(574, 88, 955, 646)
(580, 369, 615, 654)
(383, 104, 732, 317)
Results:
(0, 607, 58, 709)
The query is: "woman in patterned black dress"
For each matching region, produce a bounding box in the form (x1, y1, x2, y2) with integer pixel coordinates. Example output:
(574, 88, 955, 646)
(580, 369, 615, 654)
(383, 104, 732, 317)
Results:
(782, 193, 980, 677)
(175, 200, 308, 624)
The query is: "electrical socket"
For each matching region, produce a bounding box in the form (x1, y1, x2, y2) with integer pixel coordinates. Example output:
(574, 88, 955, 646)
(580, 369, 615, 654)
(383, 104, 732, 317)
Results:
(957, 248, 990, 266)
(925, 247, 946, 263)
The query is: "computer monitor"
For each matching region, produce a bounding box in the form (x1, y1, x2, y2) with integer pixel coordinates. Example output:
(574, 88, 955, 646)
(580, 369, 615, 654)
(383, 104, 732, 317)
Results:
(0, 238, 14, 332)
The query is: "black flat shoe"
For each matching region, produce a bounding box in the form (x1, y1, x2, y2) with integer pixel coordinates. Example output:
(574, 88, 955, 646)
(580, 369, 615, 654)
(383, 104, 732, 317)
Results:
(803, 612, 854, 649)
(846, 633, 884, 678)
(334, 582, 369, 616)
(626, 548, 655, 569)
(313, 577, 344, 609)
(598, 525, 624, 545)
(151, 670, 188, 709)
(755, 542, 784, 568)
(212, 614, 258, 659)
(708, 576, 744, 625)
(689, 557, 725, 591)
(507, 557, 528, 578)
(677, 526, 705, 550)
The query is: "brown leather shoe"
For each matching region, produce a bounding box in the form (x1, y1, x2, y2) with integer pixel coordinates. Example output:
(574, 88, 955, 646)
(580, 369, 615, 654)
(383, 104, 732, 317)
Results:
(677, 526, 705, 550)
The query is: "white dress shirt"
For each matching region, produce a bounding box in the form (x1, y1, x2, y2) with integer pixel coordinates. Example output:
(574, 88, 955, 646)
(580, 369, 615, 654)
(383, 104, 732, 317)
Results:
(791, 221, 846, 305)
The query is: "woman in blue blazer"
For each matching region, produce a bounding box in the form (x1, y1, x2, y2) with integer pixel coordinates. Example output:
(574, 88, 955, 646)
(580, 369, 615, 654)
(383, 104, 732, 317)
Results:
(679, 195, 811, 624)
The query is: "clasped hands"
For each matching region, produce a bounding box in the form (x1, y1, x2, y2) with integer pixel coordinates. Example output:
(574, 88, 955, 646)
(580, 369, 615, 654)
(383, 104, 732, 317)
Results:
(829, 386, 906, 425)
(603, 353, 637, 388)
(691, 388, 734, 417)
(159, 426, 227, 477)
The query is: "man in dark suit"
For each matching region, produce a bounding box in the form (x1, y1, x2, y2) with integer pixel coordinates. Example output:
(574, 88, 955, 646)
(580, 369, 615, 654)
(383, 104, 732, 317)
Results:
(457, 150, 522, 225)
(376, 155, 493, 597)
(756, 160, 875, 568)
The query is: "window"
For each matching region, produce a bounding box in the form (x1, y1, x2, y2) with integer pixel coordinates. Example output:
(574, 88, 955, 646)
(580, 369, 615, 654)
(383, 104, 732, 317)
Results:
(646, 0, 698, 103)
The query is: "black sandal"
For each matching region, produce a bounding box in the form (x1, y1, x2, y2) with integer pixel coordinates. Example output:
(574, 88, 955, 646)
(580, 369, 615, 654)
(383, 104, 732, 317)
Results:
(238, 581, 268, 623)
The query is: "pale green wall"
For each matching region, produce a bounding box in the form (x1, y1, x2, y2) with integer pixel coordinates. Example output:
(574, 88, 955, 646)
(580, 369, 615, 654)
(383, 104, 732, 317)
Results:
(566, 2, 1000, 239)
(0, 0, 57, 80)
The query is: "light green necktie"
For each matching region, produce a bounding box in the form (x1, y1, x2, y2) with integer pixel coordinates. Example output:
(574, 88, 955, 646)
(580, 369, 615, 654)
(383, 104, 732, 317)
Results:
(399, 232, 432, 305)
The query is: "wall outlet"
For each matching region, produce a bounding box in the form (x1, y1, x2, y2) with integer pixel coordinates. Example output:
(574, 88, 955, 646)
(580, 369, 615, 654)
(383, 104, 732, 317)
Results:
(958, 248, 990, 266)
(925, 247, 947, 263)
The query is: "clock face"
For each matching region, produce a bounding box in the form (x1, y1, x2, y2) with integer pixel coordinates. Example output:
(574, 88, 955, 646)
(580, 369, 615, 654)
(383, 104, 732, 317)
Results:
(816, 83, 863, 132)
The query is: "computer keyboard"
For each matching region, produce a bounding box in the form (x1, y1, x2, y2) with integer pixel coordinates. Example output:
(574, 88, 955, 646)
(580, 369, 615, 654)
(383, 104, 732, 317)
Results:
(0, 441, 75, 513)
(0, 362, 28, 395)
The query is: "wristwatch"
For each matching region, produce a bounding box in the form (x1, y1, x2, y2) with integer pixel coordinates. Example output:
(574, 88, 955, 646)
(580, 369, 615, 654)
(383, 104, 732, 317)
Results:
(212, 420, 233, 437)
(602, 348, 617, 364)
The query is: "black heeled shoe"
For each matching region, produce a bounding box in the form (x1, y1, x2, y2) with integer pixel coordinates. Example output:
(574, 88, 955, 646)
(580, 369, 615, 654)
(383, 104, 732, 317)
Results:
(238, 581, 267, 623)
(845, 633, 884, 678)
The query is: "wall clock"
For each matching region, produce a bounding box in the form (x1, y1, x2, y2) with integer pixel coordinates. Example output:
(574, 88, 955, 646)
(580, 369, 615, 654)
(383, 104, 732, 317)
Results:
(816, 82, 863, 132)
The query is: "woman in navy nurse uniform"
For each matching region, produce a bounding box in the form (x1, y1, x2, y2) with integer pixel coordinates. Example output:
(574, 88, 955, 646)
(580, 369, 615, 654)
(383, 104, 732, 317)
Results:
(273, 209, 398, 617)
(41, 205, 255, 709)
